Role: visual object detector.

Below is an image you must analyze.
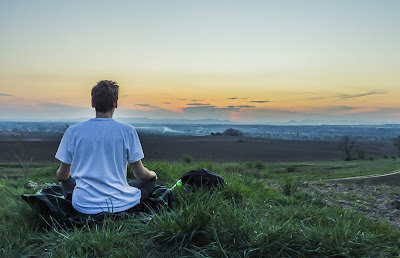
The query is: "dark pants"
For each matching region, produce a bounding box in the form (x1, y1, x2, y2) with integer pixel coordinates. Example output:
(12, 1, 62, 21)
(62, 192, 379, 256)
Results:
(61, 177, 156, 202)
(127, 179, 157, 201)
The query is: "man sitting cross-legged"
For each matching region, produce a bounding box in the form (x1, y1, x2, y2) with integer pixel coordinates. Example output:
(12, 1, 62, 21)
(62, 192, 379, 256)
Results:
(55, 80, 157, 214)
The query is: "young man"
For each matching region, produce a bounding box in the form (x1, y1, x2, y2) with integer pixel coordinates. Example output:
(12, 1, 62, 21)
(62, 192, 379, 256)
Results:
(55, 80, 157, 214)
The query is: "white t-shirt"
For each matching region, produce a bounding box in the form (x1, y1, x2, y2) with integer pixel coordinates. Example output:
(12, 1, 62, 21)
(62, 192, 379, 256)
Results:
(55, 118, 144, 214)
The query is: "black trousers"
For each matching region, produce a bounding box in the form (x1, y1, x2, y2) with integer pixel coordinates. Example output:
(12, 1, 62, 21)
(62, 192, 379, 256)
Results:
(61, 177, 156, 202)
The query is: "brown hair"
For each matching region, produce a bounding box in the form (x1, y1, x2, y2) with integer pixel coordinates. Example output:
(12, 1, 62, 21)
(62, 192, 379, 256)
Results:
(91, 80, 119, 113)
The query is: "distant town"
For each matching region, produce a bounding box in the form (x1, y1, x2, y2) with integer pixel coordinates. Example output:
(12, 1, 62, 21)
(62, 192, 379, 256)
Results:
(1, 120, 400, 141)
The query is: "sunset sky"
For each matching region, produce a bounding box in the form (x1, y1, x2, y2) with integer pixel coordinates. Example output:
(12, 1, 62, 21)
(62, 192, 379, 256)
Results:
(1, 1, 399, 123)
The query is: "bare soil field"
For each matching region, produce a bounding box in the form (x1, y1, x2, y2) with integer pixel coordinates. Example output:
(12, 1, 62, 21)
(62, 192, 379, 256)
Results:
(0, 131, 396, 163)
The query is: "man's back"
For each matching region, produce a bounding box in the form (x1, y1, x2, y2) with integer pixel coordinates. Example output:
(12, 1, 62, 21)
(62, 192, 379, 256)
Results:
(56, 118, 144, 214)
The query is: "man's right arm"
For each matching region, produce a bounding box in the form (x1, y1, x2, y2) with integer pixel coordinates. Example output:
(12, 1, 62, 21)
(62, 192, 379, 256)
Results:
(129, 160, 157, 181)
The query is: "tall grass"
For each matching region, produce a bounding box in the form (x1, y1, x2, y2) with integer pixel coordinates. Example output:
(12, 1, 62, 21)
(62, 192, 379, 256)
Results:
(1, 160, 400, 257)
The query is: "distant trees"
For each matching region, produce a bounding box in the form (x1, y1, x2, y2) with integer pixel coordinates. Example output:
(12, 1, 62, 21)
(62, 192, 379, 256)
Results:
(211, 128, 244, 137)
(223, 128, 243, 137)
(340, 135, 356, 161)
(392, 136, 400, 155)
(356, 147, 367, 160)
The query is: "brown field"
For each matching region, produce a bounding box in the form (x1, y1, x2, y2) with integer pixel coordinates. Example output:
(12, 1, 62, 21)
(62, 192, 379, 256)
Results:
(0, 131, 397, 163)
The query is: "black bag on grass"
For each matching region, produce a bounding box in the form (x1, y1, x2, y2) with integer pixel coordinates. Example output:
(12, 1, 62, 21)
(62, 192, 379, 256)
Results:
(180, 168, 225, 188)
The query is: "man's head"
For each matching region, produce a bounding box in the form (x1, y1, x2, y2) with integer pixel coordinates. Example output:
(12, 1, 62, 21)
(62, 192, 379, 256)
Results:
(91, 80, 119, 113)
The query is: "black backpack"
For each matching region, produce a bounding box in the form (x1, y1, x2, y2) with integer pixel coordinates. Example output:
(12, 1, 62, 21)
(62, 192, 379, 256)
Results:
(180, 168, 225, 188)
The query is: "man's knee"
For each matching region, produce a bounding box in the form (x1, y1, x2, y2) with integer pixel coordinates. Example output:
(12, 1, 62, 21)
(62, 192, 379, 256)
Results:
(128, 179, 156, 201)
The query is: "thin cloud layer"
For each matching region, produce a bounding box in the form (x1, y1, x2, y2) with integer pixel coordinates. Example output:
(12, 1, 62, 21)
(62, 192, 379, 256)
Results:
(0, 93, 14, 97)
(2, 98, 399, 123)
(237, 105, 256, 108)
(310, 91, 387, 100)
(337, 91, 387, 99)
(250, 100, 270, 103)
(227, 97, 248, 100)
(322, 106, 358, 113)
(186, 103, 211, 106)
(183, 105, 240, 119)
(136, 103, 171, 112)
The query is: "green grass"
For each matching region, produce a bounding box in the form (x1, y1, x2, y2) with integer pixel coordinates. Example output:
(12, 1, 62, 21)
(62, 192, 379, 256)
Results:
(1, 159, 400, 257)
(239, 158, 400, 182)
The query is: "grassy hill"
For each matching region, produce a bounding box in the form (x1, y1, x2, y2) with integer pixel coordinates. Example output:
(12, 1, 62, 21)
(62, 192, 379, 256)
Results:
(1, 159, 400, 257)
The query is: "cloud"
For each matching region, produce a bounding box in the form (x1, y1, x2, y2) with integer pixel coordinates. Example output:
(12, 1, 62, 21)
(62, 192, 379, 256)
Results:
(183, 104, 259, 120)
(183, 106, 216, 114)
(186, 103, 211, 106)
(136, 103, 171, 112)
(5, 99, 400, 123)
(0, 93, 14, 97)
(310, 91, 387, 100)
(322, 106, 358, 113)
(250, 100, 270, 103)
(183, 105, 240, 119)
(337, 91, 387, 99)
(162, 102, 171, 104)
(334, 106, 357, 111)
(192, 99, 203, 102)
(219, 106, 240, 111)
(309, 96, 330, 100)
(227, 97, 248, 100)
(129, 104, 400, 124)
(116, 107, 181, 120)
(193, 106, 238, 112)
(177, 98, 187, 101)
(152, 108, 171, 112)
(237, 105, 256, 108)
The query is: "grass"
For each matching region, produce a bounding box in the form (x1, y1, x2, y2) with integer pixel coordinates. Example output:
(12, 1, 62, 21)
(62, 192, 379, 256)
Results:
(1, 159, 400, 257)
(238, 158, 400, 182)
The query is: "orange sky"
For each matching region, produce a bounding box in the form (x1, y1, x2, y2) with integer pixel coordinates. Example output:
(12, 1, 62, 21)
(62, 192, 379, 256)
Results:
(1, 1, 399, 123)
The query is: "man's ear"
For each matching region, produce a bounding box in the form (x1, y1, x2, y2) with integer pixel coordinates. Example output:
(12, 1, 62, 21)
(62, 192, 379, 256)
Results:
(91, 100, 95, 108)
(114, 100, 118, 109)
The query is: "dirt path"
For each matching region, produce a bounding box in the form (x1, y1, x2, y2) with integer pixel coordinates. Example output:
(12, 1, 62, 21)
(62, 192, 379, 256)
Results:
(325, 169, 400, 186)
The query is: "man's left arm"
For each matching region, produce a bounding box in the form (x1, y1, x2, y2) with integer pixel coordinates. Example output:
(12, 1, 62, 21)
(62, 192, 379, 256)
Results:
(56, 162, 71, 182)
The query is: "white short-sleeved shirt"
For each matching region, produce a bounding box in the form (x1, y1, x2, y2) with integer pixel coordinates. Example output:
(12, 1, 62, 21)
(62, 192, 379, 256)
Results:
(55, 118, 144, 214)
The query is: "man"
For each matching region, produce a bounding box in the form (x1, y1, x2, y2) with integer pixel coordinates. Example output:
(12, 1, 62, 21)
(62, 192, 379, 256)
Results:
(55, 80, 157, 214)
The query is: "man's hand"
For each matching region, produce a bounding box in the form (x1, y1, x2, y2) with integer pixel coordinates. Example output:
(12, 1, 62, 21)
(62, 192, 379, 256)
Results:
(129, 160, 157, 181)
(56, 162, 71, 182)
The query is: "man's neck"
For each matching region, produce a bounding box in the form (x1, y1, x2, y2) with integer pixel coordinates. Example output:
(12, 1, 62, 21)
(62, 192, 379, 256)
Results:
(95, 111, 114, 119)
